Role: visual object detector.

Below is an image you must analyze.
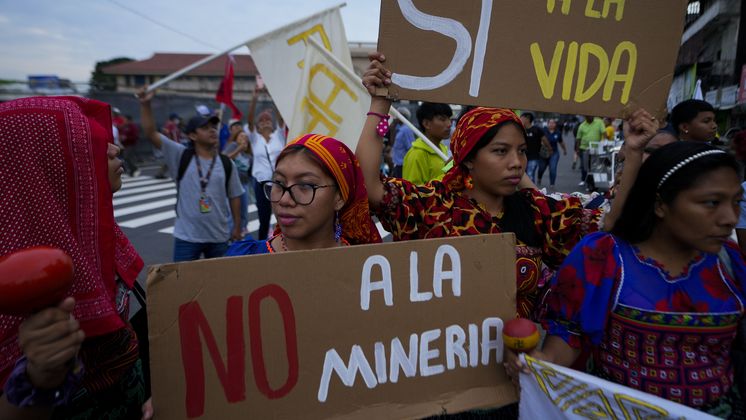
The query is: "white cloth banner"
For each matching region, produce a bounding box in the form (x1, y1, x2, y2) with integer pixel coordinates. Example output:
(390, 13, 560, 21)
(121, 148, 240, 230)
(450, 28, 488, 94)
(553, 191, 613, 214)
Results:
(519, 355, 718, 420)
(288, 38, 369, 151)
(246, 5, 352, 123)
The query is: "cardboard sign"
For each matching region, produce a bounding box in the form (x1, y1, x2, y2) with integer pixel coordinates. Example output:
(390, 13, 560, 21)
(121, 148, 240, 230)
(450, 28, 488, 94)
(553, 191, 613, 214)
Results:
(147, 235, 518, 419)
(377, 0, 688, 118)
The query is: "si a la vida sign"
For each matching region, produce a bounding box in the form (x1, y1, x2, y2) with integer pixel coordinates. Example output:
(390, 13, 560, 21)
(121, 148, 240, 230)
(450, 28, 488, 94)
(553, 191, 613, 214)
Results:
(377, 0, 688, 118)
(147, 235, 519, 419)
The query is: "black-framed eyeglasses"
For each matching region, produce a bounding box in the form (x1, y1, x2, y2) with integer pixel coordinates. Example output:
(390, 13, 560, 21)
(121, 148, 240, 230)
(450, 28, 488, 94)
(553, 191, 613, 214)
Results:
(261, 180, 337, 205)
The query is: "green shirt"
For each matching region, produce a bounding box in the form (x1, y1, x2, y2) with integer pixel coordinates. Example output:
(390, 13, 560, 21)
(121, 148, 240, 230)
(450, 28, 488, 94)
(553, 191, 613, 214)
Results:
(402, 138, 448, 185)
(576, 118, 605, 150)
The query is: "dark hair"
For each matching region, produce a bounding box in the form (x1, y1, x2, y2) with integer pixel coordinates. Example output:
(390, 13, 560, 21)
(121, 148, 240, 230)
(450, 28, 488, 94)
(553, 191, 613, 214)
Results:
(670, 99, 715, 136)
(460, 122, 539, 247)
(612, 141, 739, 243)
(521, 112, 535, 123)
(456, 105, 476, 125)
(416, 102, 452, 129)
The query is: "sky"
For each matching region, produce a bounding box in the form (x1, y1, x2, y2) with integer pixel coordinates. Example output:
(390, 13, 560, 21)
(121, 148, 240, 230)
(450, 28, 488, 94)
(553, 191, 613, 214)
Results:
(0, 0, 380, 82)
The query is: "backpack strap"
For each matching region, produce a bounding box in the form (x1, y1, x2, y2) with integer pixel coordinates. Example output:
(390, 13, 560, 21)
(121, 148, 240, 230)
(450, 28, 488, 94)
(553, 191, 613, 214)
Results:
(174, 148, 195, 215)
(219, 153, 233, 196)
(177, 148, 195, 183)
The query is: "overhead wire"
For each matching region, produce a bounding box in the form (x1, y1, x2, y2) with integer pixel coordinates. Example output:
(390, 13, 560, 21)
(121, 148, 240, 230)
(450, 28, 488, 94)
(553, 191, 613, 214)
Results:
(106, 0, 222, 51)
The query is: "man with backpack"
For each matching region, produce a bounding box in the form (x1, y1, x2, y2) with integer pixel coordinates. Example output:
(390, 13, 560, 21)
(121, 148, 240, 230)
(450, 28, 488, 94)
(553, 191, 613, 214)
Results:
(138, 89, 244, 261)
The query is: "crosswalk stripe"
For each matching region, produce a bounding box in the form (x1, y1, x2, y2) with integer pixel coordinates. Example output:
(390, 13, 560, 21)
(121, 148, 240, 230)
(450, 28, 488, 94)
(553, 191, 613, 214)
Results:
(114, 198, 177, 218)
(158, 214, 277, 236)
(119, 210, 175, 228)
(118, 178, 171, 189)
(121, 175, 152, 183)
(114, 183, 175, 197)
(246, 215, 277, 234)
(113, 189, 176, 206)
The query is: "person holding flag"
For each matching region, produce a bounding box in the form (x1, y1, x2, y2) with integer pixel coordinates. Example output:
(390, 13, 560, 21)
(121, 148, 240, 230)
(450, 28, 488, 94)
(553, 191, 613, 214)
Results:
(245, 84, 286, 240)
(138, 88, 245, 262)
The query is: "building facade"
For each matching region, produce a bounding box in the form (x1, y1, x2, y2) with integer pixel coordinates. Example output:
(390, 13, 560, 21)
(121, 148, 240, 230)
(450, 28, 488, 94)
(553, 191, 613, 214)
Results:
(670, 0, 745, 132)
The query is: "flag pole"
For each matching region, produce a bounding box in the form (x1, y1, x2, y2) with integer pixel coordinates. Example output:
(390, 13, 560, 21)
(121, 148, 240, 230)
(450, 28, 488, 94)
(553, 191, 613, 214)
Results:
(307, 37, 448, 162)
(144, 3, 347, 94)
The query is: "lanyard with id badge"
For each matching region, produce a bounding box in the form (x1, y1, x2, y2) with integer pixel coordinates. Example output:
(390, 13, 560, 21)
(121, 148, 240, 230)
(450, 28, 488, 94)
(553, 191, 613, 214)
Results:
(195, 155, 217, 213)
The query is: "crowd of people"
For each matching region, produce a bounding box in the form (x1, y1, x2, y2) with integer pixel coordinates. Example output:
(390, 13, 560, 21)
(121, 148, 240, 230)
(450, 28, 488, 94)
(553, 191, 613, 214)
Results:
(0, 51, 745, 420)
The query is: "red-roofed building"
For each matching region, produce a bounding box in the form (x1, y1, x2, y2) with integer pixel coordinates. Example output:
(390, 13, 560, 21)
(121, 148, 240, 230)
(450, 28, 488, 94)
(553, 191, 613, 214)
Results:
(101, 46, 375, 100)
(102, 52, 258, 99)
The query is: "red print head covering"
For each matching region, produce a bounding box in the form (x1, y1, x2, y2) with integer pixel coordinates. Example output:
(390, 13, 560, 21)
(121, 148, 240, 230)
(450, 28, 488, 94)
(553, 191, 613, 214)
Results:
(275, 134, 382, 245)
(442, 107, 524, 191)
(0, 96, 143, 378)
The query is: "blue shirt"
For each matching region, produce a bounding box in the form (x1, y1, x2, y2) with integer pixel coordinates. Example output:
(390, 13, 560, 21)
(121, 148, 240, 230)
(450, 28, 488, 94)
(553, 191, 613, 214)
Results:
(225, 238, 271, 256)
(392, 124, 415, 166)
(544, 128, 562, 149)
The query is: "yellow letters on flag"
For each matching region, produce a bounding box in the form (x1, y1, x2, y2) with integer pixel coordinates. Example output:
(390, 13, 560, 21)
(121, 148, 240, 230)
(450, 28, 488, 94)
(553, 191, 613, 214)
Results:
(246, 6, 352, 123)
(289, 38, 369, 151)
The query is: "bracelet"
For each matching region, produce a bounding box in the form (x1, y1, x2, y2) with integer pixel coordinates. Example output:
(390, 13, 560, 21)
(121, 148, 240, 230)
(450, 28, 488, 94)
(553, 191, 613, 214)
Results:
(367, 112, 390, 137)
(3, 356, 84, 408)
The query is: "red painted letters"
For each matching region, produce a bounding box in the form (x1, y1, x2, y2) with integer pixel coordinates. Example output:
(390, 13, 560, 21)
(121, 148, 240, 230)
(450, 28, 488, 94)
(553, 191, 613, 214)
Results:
(177, 284, 299, 417)
(249, 284, 300, 399)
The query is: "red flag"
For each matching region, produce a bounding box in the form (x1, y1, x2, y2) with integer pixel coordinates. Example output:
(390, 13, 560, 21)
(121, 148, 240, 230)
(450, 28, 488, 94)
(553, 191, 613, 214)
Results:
(215, 55, 242, 120)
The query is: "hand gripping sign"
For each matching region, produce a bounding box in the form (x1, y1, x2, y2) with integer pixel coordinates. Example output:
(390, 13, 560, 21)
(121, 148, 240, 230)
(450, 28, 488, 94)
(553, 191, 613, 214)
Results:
(147, 235, 519, 419)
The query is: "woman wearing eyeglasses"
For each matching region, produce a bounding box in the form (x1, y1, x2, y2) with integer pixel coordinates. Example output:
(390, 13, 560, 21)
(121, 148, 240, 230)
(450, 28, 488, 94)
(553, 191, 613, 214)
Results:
(226, 134, 381, 255)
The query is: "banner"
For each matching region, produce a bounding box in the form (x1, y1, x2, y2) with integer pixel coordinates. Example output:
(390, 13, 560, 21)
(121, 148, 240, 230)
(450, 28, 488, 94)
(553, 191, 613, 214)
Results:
(289, 38, 370, 151)
(519, 355, 718, 420)
(247, 5, 352, 122)
(215, 55, 242, 120)
(147, 235, 519, 419)
(377, 0, 688, 118)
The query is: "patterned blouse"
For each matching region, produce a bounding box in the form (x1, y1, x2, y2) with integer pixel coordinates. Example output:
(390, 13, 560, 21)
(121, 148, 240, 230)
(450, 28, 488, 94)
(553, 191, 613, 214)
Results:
(376, 177, 603, 319)
(543, 232, 746, 409)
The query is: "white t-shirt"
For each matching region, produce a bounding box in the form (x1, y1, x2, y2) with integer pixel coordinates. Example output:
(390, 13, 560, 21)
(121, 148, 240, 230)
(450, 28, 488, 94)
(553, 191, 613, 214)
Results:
(246, 126, 286, 182)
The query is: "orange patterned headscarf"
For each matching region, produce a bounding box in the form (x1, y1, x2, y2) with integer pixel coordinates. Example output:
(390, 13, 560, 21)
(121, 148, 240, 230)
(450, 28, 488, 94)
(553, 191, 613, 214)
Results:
(442, 107, 524, 191)
(275, 134, 382, 245)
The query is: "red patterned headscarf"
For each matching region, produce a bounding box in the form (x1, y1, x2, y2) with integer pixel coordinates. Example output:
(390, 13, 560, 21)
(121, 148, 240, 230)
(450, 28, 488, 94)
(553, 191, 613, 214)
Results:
(442, 107, 524, 191)
(0, 96, 143, 379)
(275, 134, 382, 245)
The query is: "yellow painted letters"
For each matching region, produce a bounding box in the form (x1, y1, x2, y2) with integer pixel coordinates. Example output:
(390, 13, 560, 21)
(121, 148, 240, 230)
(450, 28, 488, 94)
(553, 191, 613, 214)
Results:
(562, 42, 579, 100)
(575, 43, 609, 103)
(602, 0, 625, 20)
(546, 0, 572, 14)
(530, 40, 636, 104)
(286, 25, 333, 68)
(530, 42, 565, 99)
(603, 41, 636, 103)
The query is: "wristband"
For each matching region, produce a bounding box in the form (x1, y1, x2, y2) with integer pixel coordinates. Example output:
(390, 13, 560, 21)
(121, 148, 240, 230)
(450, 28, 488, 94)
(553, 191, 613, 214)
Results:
(367, 112, 390, 137)
(3, 356, 83, 408)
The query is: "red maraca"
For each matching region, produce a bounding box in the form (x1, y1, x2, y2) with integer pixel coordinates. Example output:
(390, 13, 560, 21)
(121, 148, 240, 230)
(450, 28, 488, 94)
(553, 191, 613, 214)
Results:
(502, 318, 540, 353)
(0, 246, 74, 315)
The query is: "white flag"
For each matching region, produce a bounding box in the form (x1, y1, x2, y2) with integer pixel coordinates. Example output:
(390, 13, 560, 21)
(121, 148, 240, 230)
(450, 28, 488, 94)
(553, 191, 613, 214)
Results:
(289, 38, 369, 150)
(246, 5, 352, 123)
(519, 355, 718, 420)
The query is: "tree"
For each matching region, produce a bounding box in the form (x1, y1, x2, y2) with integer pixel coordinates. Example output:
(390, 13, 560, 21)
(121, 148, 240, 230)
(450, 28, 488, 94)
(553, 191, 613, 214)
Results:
(89, 57, 134, 91)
